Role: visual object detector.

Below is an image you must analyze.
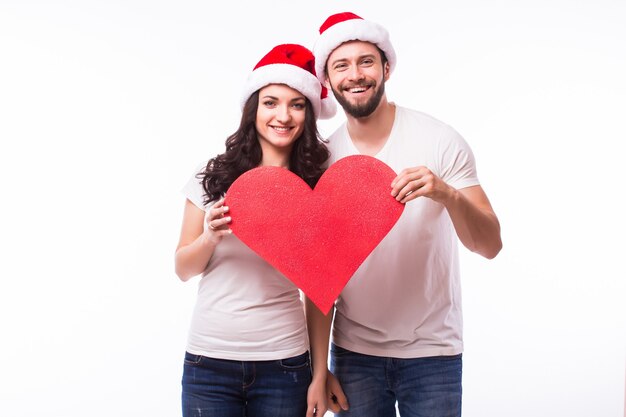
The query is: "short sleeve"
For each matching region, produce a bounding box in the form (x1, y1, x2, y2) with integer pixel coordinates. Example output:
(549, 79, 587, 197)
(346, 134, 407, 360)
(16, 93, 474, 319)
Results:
(181, 161, 209, 211)
(438, 127, 480, 190)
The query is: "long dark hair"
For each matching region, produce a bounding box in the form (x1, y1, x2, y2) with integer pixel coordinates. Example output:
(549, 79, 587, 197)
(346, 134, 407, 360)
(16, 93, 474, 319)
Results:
(198, 90, 330, 205)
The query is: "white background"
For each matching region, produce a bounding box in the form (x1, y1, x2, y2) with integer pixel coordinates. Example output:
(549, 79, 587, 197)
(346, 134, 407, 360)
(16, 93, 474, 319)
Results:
(1, 1, 625, 416)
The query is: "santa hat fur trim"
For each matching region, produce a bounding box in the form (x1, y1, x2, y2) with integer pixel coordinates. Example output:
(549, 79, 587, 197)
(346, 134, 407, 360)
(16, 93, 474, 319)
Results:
(240, 44, 336, 120)
(313, 12, 396, 82)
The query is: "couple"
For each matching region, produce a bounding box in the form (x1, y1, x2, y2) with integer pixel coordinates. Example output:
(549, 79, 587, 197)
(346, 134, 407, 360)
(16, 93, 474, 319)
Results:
(174, 12, 502, 417)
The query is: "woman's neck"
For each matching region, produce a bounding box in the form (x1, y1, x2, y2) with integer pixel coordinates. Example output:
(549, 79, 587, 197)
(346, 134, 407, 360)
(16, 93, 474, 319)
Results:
(260, 150, 290, 169)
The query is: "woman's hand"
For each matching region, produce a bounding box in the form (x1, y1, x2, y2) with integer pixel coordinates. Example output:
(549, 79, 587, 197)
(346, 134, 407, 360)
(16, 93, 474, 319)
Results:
(306, 376, 328, 417)
(204, 198, 232, 243)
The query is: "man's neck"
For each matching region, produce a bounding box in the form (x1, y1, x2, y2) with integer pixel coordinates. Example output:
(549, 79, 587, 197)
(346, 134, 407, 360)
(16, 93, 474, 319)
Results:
(345, 99, 396, 157)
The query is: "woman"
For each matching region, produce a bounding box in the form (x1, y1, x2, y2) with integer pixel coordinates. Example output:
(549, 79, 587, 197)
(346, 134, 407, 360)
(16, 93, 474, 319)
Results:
(175, 43, 335, 417)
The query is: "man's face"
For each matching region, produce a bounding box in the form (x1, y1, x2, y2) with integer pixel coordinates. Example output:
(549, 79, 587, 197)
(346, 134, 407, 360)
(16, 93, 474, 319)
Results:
(325, 40, 389, 118)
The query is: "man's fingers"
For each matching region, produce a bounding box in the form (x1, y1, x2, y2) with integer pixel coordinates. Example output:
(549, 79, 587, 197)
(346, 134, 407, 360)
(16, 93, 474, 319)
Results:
(334, 392, 349, 411)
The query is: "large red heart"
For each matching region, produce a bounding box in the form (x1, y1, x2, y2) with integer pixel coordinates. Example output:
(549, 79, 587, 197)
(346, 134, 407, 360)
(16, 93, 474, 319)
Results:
(224, 155, 404, 314)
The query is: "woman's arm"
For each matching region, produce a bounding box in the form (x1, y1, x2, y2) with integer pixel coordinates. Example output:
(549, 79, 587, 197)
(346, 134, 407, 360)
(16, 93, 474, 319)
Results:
(305, 299, 349, 415)
(305, 297, 333, 417)
(174, 198, 231, 281)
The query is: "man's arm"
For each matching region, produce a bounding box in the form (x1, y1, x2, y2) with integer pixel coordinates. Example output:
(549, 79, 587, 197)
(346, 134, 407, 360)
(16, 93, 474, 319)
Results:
(445, 185, 502, 259)
(391, 167, 502, 259)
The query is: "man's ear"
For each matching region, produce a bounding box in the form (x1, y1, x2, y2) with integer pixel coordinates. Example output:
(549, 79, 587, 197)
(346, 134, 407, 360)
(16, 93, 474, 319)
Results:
(383, 61, 391, 81)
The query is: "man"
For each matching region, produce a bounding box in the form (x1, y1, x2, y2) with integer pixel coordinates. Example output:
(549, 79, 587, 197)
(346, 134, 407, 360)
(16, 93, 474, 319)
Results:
(304, 12, 502, 417)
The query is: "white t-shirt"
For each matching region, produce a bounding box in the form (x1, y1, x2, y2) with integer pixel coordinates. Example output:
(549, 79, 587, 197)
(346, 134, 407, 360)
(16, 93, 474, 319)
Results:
(327, 105, 479, 358)
(181, 167, 309, 361)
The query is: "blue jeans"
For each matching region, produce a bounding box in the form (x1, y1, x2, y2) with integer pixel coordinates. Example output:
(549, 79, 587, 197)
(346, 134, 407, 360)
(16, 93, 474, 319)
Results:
(181, 351, 312, 417)
(330, 344, 462, 417)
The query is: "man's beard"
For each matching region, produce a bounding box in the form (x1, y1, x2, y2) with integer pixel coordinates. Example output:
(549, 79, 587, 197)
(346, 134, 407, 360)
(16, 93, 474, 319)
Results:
(331, 79, 385, 118)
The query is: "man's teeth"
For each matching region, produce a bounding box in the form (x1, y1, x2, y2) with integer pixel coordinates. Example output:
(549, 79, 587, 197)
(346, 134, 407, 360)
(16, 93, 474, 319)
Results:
(349, 87, 367, 93)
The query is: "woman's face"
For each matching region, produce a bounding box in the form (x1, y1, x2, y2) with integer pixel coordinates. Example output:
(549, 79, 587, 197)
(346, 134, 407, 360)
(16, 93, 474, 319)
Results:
(255, 84, 307, 158)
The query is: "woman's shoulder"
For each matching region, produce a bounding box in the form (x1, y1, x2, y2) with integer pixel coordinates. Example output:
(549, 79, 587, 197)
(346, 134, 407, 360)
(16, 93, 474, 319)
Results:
(181, 160, 210, 209)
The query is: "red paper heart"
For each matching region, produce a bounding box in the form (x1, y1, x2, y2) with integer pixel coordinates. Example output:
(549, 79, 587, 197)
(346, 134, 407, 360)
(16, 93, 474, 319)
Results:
(224, 155, 404, 314)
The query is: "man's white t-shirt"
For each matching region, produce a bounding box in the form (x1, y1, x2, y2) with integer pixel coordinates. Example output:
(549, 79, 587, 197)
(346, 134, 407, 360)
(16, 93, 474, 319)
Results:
(327, 105, 479, 358)
(181, 169, 309, 361)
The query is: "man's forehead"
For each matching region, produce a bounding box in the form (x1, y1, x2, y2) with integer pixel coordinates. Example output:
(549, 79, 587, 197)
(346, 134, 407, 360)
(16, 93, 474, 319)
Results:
(329, 40, 380, 60)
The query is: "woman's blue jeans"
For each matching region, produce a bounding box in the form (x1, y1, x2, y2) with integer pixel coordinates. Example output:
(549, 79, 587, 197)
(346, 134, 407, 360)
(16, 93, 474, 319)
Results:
(330, 344, 462, 417)
(181, 351, 312, 417)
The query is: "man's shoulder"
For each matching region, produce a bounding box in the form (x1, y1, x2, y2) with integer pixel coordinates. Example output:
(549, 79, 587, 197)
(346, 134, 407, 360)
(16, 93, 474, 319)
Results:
(325, 123, 348, 149)
(396, 105, 453, 130)
(395, 105, 464, 145)
(326, 122, 347, 139)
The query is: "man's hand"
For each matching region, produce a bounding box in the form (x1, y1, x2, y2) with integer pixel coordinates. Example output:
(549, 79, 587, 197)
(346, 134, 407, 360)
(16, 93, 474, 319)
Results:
(326, 371, 349, 413)
(391, 166, 453, 204)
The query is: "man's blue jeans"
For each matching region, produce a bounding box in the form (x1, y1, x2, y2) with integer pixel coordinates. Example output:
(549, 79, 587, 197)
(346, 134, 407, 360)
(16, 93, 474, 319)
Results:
(181, 351, 311, 417)
(330, 344, 462, 417)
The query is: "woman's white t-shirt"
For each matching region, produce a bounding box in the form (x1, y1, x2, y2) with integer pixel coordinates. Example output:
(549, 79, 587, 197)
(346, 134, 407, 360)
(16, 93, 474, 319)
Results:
(181, 169, 309, 361)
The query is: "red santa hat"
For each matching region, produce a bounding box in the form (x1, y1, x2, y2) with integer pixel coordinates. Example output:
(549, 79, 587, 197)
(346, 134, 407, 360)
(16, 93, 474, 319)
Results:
(313, 12, 397, 82)
(240, 43, 336, 120)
